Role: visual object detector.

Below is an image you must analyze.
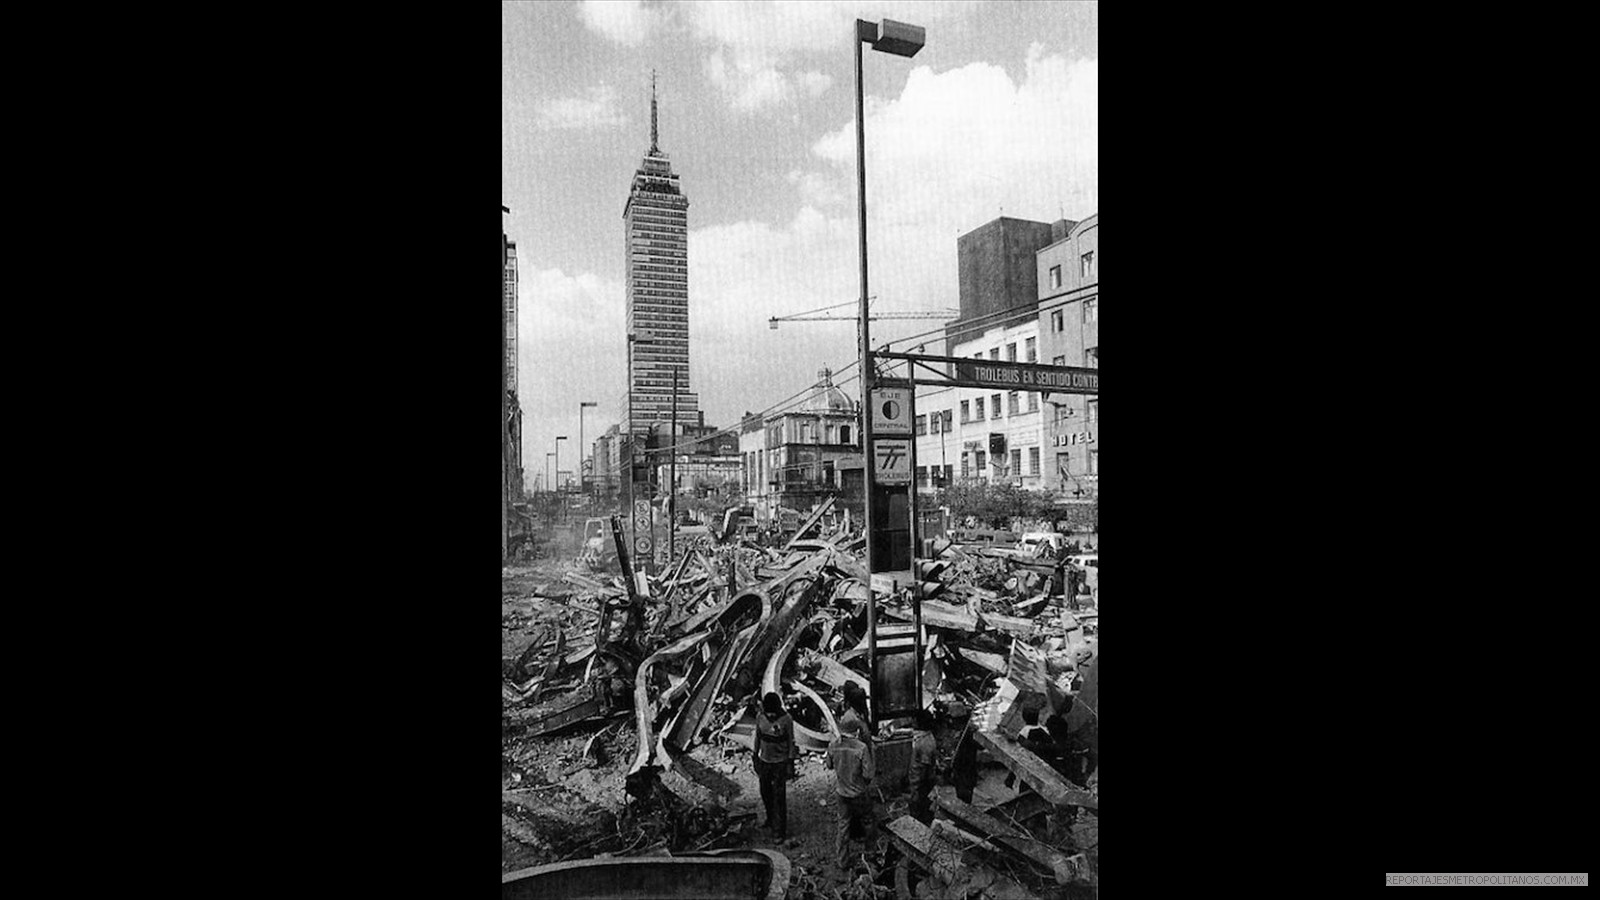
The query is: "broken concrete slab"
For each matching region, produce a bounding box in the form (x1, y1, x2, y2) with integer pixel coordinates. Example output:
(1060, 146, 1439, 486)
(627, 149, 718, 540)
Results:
(973, 729, 1098, 811)
(885, 815, 1033, 900)
(932, 785, 1076, 884)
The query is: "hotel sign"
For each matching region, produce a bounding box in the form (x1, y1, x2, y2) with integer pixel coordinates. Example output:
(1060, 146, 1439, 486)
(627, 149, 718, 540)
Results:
(953, 360, 1098, 394)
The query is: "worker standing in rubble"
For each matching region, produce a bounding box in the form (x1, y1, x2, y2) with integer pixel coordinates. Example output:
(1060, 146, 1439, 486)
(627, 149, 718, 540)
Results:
(828, 713, 877, 871)
(907, 710, 938, 823)
(753, 692, 796, 841)
(838, 681, 871, 745)
(950, 722, 980, 804)
(1046, 695, 1099, 788)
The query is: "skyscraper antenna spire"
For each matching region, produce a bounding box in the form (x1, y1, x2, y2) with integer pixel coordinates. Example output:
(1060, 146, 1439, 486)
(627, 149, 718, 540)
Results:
(650, 69, 659, 153)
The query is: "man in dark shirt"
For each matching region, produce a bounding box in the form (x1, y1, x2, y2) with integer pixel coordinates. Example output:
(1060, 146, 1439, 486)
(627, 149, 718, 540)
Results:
(753, 692, 797, 840)
(827, 714, 877, 870)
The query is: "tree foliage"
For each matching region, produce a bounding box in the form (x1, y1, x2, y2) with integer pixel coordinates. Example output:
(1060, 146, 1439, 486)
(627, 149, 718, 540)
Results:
(935, 482, 1061, 529)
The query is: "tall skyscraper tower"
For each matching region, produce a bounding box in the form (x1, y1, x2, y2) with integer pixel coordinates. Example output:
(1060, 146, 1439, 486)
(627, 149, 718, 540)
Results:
(623, 71, 695, 439)
(504, 241, 518, 391)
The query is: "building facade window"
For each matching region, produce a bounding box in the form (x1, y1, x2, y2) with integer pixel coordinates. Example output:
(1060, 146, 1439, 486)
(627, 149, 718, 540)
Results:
(1053, 355, 1066, 367)
(1087, 399, 1098, 423)
(1086, 347, 1098, 368)
(1007, 343, 1017, 362)
(1010, 448, 1021, 475)
(915, 415, 927, 436)
(1025, 337, 1037, 362)
(1081, 251, 1095, 278)
(975, 450, 987, 470)
(916, 466, 928, 487)
(961, 452, 970, 478)
(1008, 391, 1020, 415)
(989, 348, 1000, 361)
(1049, 265, 1062, 289)
(1028, 392, 1039, 412)
(1083, 298, 1097, 323)
(991, 394, 1002, 418)
(1088, 449, 1098, 475)
(1051, 310, 1064, 332)
(974, 398, 984, 421)
(1028, 446, 1040, 474)
(960, 400, 970, 423)
(840, 425, 851, 445)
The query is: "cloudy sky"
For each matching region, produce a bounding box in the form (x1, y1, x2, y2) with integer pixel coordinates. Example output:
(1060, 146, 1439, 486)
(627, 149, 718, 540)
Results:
(503, 0, 1097, 481)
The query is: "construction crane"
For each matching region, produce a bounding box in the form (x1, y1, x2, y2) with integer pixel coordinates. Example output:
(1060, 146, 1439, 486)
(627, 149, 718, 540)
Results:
(768, 298, 958, 329)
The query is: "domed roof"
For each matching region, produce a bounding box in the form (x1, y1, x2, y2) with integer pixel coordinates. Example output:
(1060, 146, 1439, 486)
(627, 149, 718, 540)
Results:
(800, 368, 854, 413)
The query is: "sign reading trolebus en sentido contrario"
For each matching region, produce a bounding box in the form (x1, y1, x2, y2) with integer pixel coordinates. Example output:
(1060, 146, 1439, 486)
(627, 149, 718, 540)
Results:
(952, 359, 1098, 394)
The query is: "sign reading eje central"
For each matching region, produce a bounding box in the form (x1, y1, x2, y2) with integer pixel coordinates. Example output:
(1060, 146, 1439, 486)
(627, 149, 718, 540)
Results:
(872, 387, 911, 435)
(953, 360, 1099, 394)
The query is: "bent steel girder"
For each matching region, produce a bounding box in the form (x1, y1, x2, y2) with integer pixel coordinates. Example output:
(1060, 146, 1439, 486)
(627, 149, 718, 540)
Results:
(629, 631, 713, 776)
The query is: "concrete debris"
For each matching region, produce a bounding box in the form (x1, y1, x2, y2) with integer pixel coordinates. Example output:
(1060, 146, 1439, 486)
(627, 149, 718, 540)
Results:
(504, 510, 1099, 898)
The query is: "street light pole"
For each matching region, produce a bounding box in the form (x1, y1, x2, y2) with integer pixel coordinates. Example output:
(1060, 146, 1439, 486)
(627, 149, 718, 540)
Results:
(555, 435, 568, 520)
(854, 17, 924, 731)
(579, 401, 597, 509)
(854, 26, 877, 729)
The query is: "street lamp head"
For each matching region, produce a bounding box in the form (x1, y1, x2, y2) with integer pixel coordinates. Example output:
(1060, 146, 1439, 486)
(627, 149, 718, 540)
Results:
(580, 401, 598, 407)
(867, 18, 924, 57)
(556, 436, 568, 440)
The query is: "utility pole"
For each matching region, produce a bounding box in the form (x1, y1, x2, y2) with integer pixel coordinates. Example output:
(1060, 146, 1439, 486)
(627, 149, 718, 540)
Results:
(668, 367, 680, 562)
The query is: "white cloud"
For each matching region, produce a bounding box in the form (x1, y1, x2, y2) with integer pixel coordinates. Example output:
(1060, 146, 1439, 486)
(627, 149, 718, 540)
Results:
(787, 168, 846, 207)
(683, 1, 977, 57)
(678, 47, 1097, 429)
(798, 71, 832, 97)
(685, 1, 976, 113)
(536, 85, 628, 130)
(576, 0, 668, 47)
(705, 50, 792, 112)
(809, 49, 1099, 321)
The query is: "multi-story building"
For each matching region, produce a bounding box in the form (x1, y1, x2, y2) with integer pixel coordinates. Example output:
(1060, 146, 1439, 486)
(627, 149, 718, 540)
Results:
(504, 241, 518, 391)
(916, 319, 1048, 493)
(503, 206, 511, 559)
(945, 216, 1063, 346)
(1037, 214, 1098, 496)
(503, 219, 525, 507)
(915, 216, 1072, 496)
(655, 426, 741, 500)
(591, 424, 623, 502)
(623, 74, 698, 439)
(739, 369, 862, 524)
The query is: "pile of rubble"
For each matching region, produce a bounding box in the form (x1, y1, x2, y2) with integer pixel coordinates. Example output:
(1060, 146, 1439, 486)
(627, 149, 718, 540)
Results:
(502, 512, 1098, 898)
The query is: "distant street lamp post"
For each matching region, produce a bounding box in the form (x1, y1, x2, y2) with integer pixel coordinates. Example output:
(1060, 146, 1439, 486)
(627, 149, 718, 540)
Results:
(545, 452, 555, 499)
(555, 435, 568, 520)
(854, 16, 924, 731)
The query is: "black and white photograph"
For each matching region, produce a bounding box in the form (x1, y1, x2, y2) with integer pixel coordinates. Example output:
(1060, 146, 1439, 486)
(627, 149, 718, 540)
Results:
(503, 2, 1099, 897)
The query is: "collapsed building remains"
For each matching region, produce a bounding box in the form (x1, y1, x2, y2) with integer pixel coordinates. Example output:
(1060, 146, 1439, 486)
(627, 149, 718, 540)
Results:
(503, 510, 1099, 899)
